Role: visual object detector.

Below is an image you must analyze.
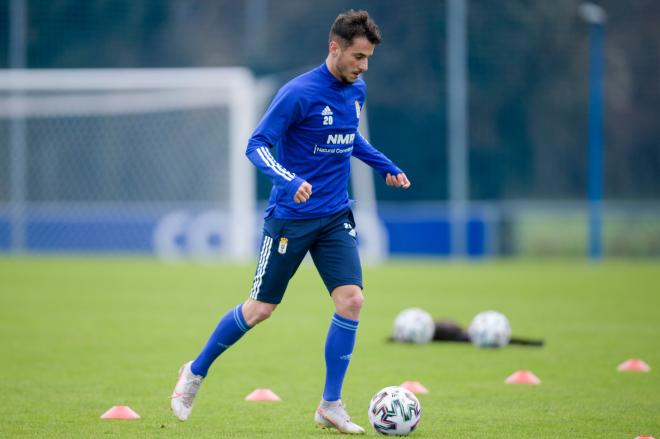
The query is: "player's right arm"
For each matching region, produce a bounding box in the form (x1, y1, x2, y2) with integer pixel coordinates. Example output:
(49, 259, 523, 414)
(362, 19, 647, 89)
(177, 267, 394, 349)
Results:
(245, 84, 310, 202)
(292, 181, 312, 204)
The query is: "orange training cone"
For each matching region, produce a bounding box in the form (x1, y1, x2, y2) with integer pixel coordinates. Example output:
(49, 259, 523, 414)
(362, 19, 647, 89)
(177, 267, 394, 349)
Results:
(618, 358, 651, 372)
(100, 405, 141, 419)
(505, 370, 541, 385)
(400, 381, 430, 394)
(245, 388, 281, 401)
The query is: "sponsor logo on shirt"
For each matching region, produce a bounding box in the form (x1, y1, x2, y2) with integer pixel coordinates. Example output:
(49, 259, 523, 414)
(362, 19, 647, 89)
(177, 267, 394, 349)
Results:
(326, 133, 355, 145)
(313, 145, 354, 155)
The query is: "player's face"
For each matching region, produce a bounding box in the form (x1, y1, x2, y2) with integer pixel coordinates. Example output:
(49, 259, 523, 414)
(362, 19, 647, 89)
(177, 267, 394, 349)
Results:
(329, 36, 375, 84)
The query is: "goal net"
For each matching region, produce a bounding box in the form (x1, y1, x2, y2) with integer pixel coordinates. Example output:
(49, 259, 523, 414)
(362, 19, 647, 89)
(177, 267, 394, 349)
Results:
(0, 68, 258, 261)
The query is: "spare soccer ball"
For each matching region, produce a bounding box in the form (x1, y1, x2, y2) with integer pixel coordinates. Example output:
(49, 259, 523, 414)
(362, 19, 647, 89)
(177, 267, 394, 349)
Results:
(467, 310, 511, 348)
(392, 308, 435, 344)
(368, 386, 422, 436)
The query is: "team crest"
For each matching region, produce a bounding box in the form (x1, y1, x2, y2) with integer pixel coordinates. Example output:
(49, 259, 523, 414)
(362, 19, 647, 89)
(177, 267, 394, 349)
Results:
(355, 100, 361, 119)
(278, 237, 289, 254)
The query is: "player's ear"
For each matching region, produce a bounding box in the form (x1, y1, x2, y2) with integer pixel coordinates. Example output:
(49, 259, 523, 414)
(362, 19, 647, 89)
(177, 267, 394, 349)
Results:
(329, 40, 340, 57)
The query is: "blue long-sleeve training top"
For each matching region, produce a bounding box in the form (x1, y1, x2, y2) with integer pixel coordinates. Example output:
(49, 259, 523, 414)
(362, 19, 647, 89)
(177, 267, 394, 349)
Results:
(246, 63, 402, 219)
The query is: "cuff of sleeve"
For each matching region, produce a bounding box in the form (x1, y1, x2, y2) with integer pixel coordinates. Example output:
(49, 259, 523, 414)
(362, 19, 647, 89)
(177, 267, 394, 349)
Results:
(284, 176, 305, 198)
(380, 167, 403, 178)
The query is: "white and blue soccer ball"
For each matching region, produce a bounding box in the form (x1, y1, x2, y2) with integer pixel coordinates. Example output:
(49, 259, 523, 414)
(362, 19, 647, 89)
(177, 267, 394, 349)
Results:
(392, 308, 435, 344)
(368, 386, 422, 436)
(467, 310, 511, 348)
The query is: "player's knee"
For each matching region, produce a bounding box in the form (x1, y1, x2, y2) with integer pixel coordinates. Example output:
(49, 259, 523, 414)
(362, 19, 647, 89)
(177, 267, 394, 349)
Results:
(252, 308, 274, 325)
(346, 290, 364, 313)
(243, 300, 277, 326)
(332, 285, 364, 319)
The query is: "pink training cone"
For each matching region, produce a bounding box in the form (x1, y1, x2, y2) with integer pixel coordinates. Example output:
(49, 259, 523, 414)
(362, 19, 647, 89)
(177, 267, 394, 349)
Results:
(505, 370, 541, 385)
(100, 405, 141, 419)
(400, 381, 430, 394)
(618, 358, 651, 372)
(634, 436, 655, 439)
(245, 388, 281, 401)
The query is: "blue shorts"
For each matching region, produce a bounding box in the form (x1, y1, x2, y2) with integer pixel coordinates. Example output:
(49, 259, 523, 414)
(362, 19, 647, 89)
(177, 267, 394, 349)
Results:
(248, 208, 363, 304)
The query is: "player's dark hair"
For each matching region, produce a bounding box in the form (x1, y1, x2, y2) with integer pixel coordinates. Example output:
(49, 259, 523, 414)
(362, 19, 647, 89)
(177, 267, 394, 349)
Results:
(329, 10, 381, 47)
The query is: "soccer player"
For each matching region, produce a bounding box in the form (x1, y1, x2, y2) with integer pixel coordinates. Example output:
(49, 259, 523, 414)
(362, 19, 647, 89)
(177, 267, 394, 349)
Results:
(171, 10, 410, 434)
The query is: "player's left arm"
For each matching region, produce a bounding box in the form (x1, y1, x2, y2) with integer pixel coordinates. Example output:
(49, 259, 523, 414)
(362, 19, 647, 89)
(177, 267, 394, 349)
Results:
(384, 172, 411, 189)
(353, 131, 411, 189)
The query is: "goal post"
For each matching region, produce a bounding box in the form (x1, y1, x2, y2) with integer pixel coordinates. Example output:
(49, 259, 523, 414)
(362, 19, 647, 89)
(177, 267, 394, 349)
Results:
(351, 104, 389, 263)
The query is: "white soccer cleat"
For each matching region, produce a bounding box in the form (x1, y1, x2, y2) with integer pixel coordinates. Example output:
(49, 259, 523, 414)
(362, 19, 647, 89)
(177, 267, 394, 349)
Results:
(315, 400, 365, 434)
(314, 409, 334, 428)
(170, 361, 204, 421)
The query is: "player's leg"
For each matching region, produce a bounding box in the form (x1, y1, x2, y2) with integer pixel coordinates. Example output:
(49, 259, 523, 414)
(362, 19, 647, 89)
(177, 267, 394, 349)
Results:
(311, 209, 365, 434)
(170, 298, 272, 420)
(314, 284, 364, 434)
(171, 301, 259, 421)
(324, 284, 363, 400)
(170, 301, 276, 421)
(171, 216, 312, 421)
(314, 209, 364, 401)
(190, 299, 276, 378)
(171, 218, 311, 421)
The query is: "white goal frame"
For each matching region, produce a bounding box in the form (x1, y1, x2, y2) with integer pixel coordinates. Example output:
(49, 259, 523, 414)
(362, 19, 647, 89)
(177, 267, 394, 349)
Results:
(0, 68, 258, 260)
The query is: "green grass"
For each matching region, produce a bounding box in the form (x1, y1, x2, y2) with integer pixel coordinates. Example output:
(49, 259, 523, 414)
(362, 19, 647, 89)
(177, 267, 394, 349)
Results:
(1, 257, 659, 438)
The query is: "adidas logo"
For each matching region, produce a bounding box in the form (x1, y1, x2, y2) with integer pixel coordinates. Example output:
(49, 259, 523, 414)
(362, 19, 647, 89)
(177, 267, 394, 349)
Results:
(321, 106, 333, 116)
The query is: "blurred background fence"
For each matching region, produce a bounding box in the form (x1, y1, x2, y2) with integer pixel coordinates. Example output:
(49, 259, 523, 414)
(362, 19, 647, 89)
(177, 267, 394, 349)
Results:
(0, 0, 659, 258)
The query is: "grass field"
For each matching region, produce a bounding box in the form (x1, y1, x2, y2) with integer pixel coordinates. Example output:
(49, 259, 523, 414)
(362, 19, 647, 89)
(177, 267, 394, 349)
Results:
(1, 257, 659, 438)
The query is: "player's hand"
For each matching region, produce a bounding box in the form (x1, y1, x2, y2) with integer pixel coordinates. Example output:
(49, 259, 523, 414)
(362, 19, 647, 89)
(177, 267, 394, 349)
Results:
(293, 181, 313, 203)
(386, 173, 411, 189)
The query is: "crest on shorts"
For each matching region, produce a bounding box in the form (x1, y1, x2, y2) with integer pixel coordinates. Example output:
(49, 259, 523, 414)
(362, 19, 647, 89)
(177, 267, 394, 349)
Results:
(278, 237, 288, 254)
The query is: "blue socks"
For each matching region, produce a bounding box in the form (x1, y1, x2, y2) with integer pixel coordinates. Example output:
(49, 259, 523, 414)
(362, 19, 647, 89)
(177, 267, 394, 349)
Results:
(189, 304, 358, 401)
(323, 313, 359, 401)
(191, 304, 251, 377)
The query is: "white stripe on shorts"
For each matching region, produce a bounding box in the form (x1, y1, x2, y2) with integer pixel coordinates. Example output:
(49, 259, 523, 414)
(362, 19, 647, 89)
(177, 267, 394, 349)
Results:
(250, 235, 273, 299)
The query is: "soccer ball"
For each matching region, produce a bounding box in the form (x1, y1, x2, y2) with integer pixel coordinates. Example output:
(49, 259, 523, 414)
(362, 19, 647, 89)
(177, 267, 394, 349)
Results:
(467, 310, 511, 348)
(368, 386, 422, 436)
(392, 308, 435, 344)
